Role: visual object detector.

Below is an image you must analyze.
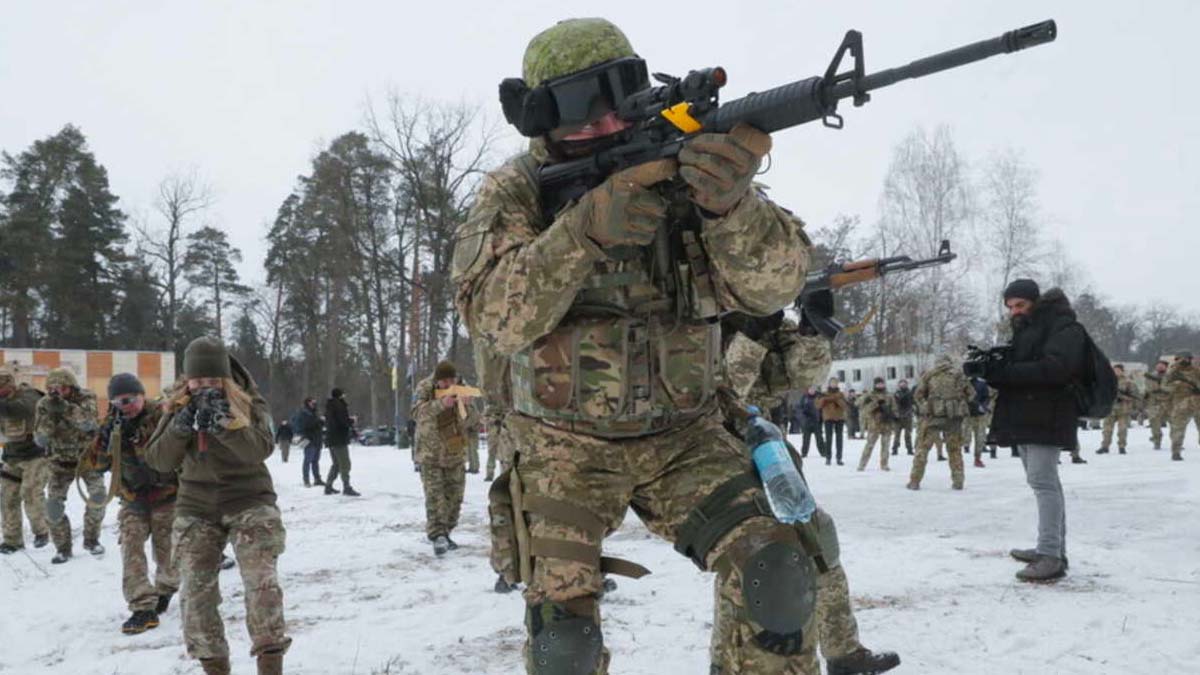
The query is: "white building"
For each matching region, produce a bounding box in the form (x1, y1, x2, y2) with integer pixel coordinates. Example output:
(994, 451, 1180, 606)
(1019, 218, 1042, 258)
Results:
(828, 352, 937, 391)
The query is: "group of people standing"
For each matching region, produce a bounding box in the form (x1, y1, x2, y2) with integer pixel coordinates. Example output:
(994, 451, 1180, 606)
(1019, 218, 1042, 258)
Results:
(0, 337, 290, 675)
(279, 388, 361, 496)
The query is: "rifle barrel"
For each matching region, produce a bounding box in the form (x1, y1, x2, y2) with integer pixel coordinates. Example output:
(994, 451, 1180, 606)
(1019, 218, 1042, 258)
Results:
(828, 20, 1057, 103)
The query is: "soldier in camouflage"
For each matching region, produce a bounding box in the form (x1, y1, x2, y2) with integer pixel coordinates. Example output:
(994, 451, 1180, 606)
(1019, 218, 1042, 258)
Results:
(856, 378, 895, 472)
(1166, 351, 1200, 460)
(908, 355, 975, 491)
(0, 363, 50, 554)
(455, 17, 834, 674)
(721, 313, 899, 675)
(464, 388, 483, 474)
(890, 379, 914, 455)
(146, 338, 290, 675)
(1143, 360, 1172, 450)
(78, 373, 179, 635)
(34, 367, 107, 563)
(1098, 364, 1139, 454)
(412, 360, 468, 556)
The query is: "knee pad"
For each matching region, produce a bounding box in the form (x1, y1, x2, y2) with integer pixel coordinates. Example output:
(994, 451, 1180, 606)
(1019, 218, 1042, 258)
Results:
(527, 601, 603, 675)
(737, 534, 817, 656)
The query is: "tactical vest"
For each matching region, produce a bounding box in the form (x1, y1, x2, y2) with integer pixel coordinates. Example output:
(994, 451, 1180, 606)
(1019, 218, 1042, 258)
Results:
(0, 385, 36, 443)
(508, 154, 722, 438)
(918, 368, 970, 419)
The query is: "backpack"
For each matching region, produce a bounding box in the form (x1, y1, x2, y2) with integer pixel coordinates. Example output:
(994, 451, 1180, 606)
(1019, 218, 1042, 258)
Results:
(1072, 324, 1117, 419)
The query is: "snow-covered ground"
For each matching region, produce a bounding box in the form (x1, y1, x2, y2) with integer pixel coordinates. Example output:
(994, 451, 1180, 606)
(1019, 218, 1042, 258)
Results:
(2, 424, 1198, 674)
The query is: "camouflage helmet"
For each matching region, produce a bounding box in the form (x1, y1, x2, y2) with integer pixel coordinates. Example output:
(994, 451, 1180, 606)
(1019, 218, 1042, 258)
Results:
(46, 367, 79, 390)
(522, 18, 636, 87)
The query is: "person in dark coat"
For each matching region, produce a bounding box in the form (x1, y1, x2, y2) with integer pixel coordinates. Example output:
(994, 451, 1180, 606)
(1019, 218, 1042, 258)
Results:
(323, 389, 359, 497)
(978, 279, 1087, 584)
(291, 398, 324, 488)
(797, 386, 826, 458)
(891, 379, 915, 455)
(273, 420, 294, 463)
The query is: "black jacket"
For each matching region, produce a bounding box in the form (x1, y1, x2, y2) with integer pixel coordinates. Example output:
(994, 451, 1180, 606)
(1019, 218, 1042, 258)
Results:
(798, 393, 822, 429)
(292, 406, 323, 448)
(986, 289, 1087, 450)
(969, 378, 991, 416)
(892, 388, 914, 419)
(325, 396, 353, 446)
(274, 421, 294, 443)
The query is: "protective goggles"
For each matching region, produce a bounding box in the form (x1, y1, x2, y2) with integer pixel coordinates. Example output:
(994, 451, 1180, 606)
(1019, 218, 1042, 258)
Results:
(500, 56, 649, 137)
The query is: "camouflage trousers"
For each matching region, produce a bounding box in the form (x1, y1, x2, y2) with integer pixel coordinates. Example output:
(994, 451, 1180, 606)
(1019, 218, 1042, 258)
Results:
(120, 502, 178, 611)
(508, 412, 819, 675)
(890, 417, 913, 453)
(420, 463, 465, 539)
(911, 418, 965, 488)
(45, 461, 107, 552)
(1, 456, 49, 546)
(173, 504, 290, 660)
(964, 415, 991, 457)
(1169, 395, 1200, 452)
(276, 440, 290, 463)
(1101, 413, 1131, 450)
(857, 425, 892, 470)
(815, 564, 863, 661)
(467, 432, 481, 473)
(1147, 402, 1170, 447)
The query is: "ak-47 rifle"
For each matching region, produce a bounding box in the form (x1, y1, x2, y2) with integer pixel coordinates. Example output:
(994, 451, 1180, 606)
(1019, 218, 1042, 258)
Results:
(434, 384, 484, 419)
(798, 239, 958, 338)
(522, 21, 1057, 217)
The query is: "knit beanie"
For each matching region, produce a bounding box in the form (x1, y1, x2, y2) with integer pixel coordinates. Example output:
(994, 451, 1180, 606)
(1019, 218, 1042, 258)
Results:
(108, 373, 145, 399)
(1003, 278, 1041, 303)
(434, 360, 457, 381)
(183, 337, 232, 379)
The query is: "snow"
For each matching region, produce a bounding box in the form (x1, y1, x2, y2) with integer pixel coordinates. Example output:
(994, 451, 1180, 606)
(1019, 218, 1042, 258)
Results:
(2, 425, 1198, 675)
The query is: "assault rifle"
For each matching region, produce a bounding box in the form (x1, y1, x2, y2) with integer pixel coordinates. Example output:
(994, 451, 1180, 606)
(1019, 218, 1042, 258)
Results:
(799, 239, 958, 338)
(539, 20, 1057, 214)
(434, 384, 483, 419)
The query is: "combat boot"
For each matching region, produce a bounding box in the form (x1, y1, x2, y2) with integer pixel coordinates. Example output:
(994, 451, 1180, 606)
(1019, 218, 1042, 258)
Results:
(83, 540, 105, 556)
(433, 535, 450, 556)
(51, 549, 72, 564)
(121, 609, 160, 635)
(155, 593, 173, 614)
(1016, 555, 1066, 583)
(257, 649, 285, 675)
(1071, 454, 1087, 464)
(827, 647, 901, 675)
(1096, 447, 1109, 454)
(445, 536, 459, 551)
(905, 481, 919, 491)
(342, 485, 361, 497)
(1118, 447, 1126, 455)
(33, 533, 49, 548)
(324, 483, 340, 495)
(1172, 451, 1183, 461)
(0, 542, 24, 554)
(199, 657, 231, 675)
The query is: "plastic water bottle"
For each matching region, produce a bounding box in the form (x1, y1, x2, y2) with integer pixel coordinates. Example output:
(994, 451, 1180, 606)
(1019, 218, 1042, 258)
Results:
(746, 409, 816, 524)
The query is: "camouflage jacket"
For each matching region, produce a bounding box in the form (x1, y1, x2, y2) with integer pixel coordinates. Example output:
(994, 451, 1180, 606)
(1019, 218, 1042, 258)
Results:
(915, 360, 974, 420)
(1112, 374, 1140, 415)
(412, 375, 467, 468)
(0, 383, 44, 460)
(723, 318, 832, 415)
(34, 388, 99, 464)
(1166, 362, 1200, 402)
(858, 390, 897, 430)
(452, 149, 809, 438)
(80, 403, 177, 510)
(1142, 371, 1172, 406)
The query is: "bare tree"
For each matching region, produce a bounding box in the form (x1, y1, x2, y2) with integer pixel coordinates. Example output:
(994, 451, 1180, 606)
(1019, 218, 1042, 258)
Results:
(979, 148, 1044, 338)
(877, 126, 977, 353)
(137, 170, 212, 347)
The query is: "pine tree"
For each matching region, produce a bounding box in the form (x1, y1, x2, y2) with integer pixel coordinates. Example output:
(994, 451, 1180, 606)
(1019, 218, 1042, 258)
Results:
(182, 226, 250, 341)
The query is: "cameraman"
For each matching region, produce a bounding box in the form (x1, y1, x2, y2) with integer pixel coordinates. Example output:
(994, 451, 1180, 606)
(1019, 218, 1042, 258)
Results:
(969, 279, 1086, 583)
(146, 337, 290, 674)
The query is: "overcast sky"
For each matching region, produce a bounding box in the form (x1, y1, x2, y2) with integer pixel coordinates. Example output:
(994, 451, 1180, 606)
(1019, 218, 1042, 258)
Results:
(3, 1, 1196, 313)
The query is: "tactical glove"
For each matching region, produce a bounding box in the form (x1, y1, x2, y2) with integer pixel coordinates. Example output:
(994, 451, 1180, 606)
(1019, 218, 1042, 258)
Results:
(579, 159, 676, 249)
(679, 123, 771, 216)
(172, 403, 197, 435)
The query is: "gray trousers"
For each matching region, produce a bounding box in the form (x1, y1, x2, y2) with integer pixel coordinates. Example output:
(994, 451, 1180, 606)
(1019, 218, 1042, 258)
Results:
(326, 444, 351, 486)
(1017, 444, 1067, 560)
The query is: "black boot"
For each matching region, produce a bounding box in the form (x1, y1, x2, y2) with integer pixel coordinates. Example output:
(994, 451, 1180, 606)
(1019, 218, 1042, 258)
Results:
(121, 609, 160, 635)
(0, 542, 23, 554)
(155, 593, 173, 614)
(52, 549, 72, 564)
(83, 540, 105, 556)
(827, 647, 901, 675)
(33, 533, 49, 548)
(324, 483, 340, 495)
(445, 536, 459, 551)
(342, 485, 361, 497)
